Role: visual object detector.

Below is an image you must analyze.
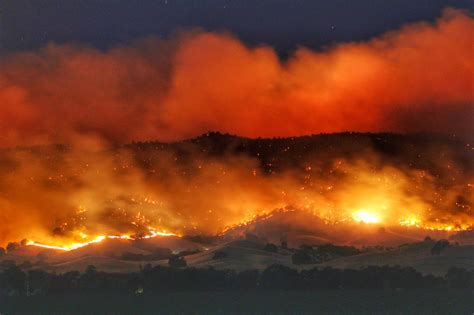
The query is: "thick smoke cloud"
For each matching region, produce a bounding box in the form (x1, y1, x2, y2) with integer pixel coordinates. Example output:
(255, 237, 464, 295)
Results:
(0, 9, 472, 147)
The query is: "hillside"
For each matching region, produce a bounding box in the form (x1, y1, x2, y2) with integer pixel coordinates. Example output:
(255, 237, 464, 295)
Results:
(1, 231, 473, 277)
(177, 239, 474, 276)
(0, 132, 472, 276)
(320, 241, 474, 276)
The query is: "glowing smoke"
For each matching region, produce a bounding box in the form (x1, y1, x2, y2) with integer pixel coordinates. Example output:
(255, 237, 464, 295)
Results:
(0, 9, 472, 248)
(0, 9, 472, 147)
(0, 134, 471, 247)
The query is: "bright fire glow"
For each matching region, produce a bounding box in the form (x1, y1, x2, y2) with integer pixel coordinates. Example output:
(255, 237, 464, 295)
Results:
(26, 227, 178, 251)
(352, 210, 381, 224)
(21, 208, 473, 251)
(0, 10, 472, 251)
(399, 217, 421, 227)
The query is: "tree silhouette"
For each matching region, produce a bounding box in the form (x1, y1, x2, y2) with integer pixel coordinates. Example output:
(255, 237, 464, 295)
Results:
(212, 251, 228, 260)
(431, 240, 450, 255)
(263, 243, 278, 253)
(6, 242, 19, 253)
(168, 255, 187, 268)
(261, 264, 300, 289)
(446, 267, 473, 288)
(2, 265, 26, 295)
(0, 263, 467, 294)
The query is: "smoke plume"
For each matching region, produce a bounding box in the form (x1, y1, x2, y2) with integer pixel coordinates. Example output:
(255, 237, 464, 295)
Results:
(0, 9, 472, 147)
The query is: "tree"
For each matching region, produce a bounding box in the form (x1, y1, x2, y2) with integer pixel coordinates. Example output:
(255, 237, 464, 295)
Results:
(168, 255, 187, 268)
(84, 265, 98, 275)
(49, 271, 80, 293)
(6, 242, 19, 253)
(431, 239, 449, 255)
(3, 265, 26, 295)
(261, 264, 300, 289)
(301, 267, 342, 289)
(263, 243, 278, 253)
(212, 251, 227, 260)
(236, 269, 259, 289)
(315, 244, 360, 258)
(446, 267, 473, 288)
(292, 248, 316, 265)
(28, 269, 51, 295)
(79, 265, 102, 291)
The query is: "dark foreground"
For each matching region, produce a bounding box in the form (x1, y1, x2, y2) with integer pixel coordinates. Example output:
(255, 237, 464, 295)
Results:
(0, 290, 472, 315)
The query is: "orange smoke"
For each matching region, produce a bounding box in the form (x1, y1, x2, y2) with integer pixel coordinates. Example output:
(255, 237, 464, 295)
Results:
(0, 9, 473, 146)
(0, 9, 472, 249)
(0, 134, 472, 248)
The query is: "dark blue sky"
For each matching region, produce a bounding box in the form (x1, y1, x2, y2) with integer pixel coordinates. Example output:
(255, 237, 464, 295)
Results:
(1, 0, 472, 54)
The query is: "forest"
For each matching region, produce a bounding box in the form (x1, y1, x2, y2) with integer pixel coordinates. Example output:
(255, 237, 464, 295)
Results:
(0, 263, 472, 298)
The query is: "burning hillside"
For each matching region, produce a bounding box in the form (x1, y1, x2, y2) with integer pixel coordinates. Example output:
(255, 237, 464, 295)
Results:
(0, 9, 472, 254)
(0, 133, 472, 251)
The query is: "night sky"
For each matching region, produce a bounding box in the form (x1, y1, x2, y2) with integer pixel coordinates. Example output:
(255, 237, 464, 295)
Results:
(1, 0, 472, 54)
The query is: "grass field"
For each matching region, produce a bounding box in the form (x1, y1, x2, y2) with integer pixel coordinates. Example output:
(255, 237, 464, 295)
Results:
(1, 290, 472, 315)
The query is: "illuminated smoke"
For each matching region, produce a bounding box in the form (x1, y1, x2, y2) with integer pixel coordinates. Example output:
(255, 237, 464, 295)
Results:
(0, 136, 471, 248)
(0, 9, 472, 147)
(0, 9, 472, 248)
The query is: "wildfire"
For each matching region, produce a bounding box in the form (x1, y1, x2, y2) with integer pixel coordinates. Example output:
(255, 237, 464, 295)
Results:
(19, 207, 474, 252)
(1, 135, 471, 249)
(352, 210, 381, 224)
(26, 227, 178, 251)
(26, 236, 107, 251)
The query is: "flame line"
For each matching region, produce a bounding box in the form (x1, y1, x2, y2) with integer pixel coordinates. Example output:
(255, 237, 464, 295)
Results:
(26, 228, 178, 251)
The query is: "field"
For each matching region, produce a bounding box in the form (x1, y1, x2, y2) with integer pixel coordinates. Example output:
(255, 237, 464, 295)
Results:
(3, 236, 474, 280)
(0, 290, 472, 315)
